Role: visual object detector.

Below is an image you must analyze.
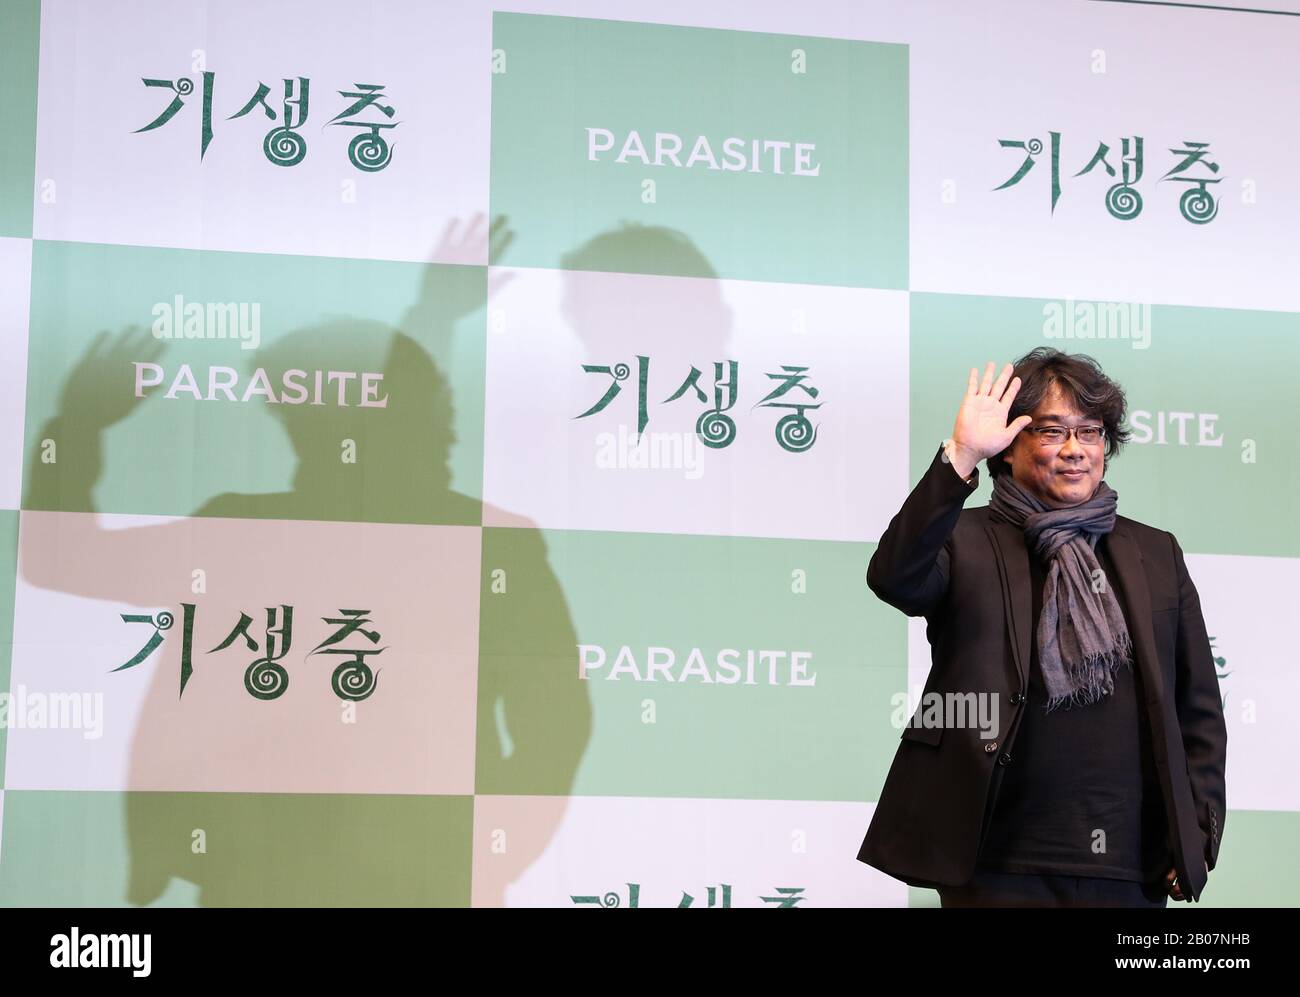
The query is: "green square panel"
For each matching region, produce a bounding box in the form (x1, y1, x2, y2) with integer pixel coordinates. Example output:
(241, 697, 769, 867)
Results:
(909, 292, 1300, 556)
(490, 13, 908, 289)
(0, 0, 39, 238)
(0, 790, 473, 907)
(477, 526, 903, 801)
(23, 240, 486, 525)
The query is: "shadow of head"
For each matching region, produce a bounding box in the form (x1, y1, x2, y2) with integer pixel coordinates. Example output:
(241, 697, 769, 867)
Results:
(248, 317, 456, 490)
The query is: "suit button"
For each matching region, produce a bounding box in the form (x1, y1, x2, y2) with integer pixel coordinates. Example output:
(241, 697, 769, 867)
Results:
(998, 753, 1012, 765)
(1010, 691, 1024, 705)
(984, 741, 998, 753)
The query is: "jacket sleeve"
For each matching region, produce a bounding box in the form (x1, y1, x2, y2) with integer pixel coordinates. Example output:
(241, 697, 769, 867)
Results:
(1170, 531, 1227, 873)
(866, 444, 981, 618)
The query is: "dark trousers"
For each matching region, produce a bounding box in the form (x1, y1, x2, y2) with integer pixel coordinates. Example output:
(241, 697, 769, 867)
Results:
(937, 868, 1168, 908)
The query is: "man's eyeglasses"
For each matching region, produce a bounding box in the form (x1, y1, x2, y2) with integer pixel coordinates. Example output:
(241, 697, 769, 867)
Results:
(1027, 424, 1106, 446)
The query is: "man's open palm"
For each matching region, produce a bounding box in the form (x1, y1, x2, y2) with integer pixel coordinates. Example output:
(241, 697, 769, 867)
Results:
(953, 361, 1034, 460)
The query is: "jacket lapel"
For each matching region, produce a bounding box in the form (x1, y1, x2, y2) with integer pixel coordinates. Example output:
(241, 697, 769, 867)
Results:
(1104, 525, 1164, 704)
(984, 519, 1032, 691)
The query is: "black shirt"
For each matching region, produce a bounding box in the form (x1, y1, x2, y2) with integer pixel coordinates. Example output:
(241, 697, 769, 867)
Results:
(975, 534, 1166, 881)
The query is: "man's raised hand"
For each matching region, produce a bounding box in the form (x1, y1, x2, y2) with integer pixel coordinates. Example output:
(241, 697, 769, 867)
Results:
(948, 361, 1033, 477)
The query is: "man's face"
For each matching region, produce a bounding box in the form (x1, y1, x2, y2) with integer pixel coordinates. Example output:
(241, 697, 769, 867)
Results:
(1003, 383, 1105, 509)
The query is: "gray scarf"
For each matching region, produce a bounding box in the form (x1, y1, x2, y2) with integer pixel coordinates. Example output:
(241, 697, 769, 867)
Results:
(987, 471, 1132, 712)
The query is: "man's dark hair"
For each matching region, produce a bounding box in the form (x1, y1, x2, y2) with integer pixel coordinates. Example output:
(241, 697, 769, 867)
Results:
(987, 347, 1132, 479)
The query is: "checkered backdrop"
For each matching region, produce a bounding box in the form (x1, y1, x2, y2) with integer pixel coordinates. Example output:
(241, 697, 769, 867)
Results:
(0, 0, 1295, 907)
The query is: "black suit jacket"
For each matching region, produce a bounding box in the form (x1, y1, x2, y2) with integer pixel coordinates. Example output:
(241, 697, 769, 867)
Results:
(856, 444, 1227, 902)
